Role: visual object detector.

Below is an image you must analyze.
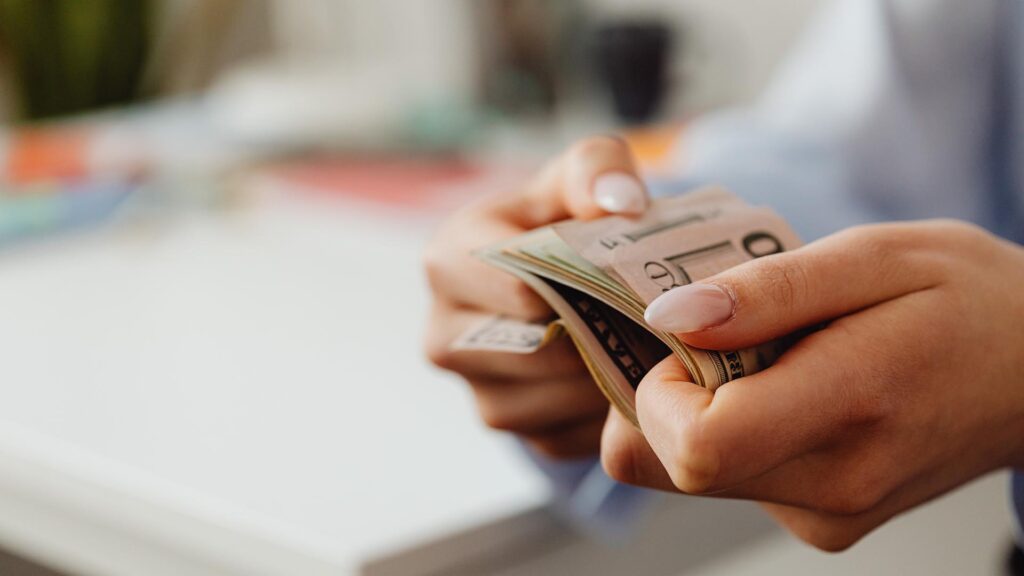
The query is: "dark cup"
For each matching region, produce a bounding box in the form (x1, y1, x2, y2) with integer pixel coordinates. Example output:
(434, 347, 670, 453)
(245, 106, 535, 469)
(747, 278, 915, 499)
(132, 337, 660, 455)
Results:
(594, 22, 673, 124)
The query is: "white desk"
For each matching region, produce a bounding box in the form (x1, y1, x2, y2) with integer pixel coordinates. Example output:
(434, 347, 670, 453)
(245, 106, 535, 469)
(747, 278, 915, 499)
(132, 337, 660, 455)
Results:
(0, 192, 551, 575)
(0, 186, 1015, 576)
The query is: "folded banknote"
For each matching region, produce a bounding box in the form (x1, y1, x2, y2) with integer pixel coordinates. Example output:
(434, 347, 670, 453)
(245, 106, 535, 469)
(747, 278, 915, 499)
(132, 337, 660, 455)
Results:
(455, 187, 803, 427)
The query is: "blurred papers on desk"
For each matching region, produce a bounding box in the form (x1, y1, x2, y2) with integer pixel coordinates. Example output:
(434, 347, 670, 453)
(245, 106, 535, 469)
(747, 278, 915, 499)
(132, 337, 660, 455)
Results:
(0, 178, 135, 246)
(0, 124, 138, 246)
(0, 101, 263, 247)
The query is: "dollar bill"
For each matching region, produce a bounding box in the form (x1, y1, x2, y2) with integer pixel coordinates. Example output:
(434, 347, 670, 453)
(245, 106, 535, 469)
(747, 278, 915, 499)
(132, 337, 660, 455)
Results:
(552, 186, 743, 283)
(459, 187, 803, 427)
(608, 206, 803, 304)
(452, 315, 563, 354)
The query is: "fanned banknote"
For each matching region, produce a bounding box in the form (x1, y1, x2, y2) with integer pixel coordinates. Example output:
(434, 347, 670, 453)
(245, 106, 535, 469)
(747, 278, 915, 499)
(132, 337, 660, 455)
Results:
(452, 315, 564, 354)
(464, 187, 803, 427)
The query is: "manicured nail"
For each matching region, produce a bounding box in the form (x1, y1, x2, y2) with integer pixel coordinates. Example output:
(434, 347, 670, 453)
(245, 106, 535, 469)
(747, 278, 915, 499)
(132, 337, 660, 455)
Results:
(644, 283, 734, 333)
(593, 172, 647, 214)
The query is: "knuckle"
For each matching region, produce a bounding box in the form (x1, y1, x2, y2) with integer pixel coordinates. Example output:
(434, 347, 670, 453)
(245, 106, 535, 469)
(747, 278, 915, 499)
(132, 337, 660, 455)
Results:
(424, 331, 459, 372)
(838, 224, 906, 266)
(841, 219, 990, 265)
(763, 505, 870, 553)
(832, 224, 914, 285)
(667, 459, 717, 494)
(927, 218, 987, 242)
(799, 524, 862, 553)
(665, 432, 719, 494)
(828, 459, 891, 515)
(601, 435, 640, 485)
(925, 219, 1000, 263)
(773, 511, 864, 553)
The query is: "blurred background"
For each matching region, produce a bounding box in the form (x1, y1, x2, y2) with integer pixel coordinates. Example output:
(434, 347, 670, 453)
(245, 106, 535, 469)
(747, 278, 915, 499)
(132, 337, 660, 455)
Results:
(0, 1, 1014, 575)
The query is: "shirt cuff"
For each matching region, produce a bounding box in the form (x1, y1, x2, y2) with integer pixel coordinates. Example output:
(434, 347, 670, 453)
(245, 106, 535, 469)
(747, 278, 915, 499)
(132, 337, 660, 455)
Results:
(1010, 471, 1024, 546)
(519, 442, 656, 541)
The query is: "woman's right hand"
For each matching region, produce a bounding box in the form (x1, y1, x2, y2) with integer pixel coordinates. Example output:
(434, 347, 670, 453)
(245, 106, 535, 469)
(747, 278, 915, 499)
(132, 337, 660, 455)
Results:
(423, 136, 649, 459)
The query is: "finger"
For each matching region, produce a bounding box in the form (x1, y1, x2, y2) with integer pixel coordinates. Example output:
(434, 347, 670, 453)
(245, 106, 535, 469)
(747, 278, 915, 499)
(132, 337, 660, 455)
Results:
(758, 476, 920, 553)
(470, 373, 609, 434)
(605, 411, 894, 513)
(634, 323, 886, 493)
(426, 136, 648, 317)
(631, 356, 720, 493)
(600, 407, 678, 491)
(425, 305, 585, 380)
(524, 416, 607, 460)
(758, 502, 888, 552)
(694, 438, 887, 513)
(608, 399, 919, 517)
(759, 443, 994, 552)
(496, 135, 649, 227)
(644, 223, 944, 350)
(424, 214, 551, 319)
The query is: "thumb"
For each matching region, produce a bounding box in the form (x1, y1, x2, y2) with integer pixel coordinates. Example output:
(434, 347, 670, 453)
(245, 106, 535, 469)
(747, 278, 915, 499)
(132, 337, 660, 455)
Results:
(496, 135, 649, 227)
(642, 225, 939, 350)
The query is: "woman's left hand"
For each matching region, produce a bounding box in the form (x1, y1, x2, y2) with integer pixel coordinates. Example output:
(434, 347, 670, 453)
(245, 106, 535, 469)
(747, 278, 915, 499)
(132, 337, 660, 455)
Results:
(600, 220, 1024, 551)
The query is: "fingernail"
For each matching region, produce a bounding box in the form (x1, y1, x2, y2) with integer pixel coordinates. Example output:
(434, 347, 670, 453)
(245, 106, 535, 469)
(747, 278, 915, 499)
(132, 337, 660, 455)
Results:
(593, 172, 647, 214)
(644, 283, 734, 333)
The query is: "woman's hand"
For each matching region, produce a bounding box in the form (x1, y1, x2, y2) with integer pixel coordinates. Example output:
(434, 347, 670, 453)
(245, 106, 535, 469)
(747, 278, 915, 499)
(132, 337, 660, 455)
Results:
(601, 220, 1024, 550)
(423, 136, 648, 459)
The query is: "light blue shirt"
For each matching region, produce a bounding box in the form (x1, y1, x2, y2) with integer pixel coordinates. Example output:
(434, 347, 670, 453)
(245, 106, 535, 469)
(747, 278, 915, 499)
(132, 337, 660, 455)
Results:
(537, 0, 1024, 541)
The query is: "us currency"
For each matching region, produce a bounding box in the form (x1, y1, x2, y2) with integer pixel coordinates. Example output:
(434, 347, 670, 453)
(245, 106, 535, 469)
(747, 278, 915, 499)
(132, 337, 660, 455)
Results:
(452, 315, 564, 354)
(551, 186, 744, 278)
(462, 187, 803, 427)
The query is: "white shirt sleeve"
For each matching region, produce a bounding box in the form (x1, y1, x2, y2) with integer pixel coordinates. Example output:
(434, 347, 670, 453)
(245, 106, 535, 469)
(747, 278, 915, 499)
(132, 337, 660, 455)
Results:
(668, 0, 1002, 239)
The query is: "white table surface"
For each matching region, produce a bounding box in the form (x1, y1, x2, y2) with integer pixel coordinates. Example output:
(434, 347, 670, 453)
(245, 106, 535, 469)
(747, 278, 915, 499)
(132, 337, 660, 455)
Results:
(1, 181, 1017, 576)
(0, 189, 550, 575)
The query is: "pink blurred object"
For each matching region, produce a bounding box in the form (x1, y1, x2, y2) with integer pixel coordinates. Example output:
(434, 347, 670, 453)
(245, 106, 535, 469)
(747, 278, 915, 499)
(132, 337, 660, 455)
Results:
(253, 155, 533, 216)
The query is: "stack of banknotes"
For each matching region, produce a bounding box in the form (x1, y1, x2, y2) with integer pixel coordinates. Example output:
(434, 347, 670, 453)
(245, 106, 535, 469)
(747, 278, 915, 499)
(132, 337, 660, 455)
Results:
(454, 187, 804, 427)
